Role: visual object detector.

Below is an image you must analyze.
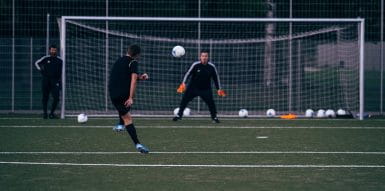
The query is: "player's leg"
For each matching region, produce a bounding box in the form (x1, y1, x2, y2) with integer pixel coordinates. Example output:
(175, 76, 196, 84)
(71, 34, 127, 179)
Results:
(41, 78, 50, 119)
(119, 116, 124, 125)
(112, 114, 125, 132)
(121, 113, 149, 153)
(120, 112, 139, 145)
(112, 97, 149, 153)
(110, 96, 125, 132)
(49, 80, 60, 119)
(199, 89, 219, 123)
(174, 89, 196, 121)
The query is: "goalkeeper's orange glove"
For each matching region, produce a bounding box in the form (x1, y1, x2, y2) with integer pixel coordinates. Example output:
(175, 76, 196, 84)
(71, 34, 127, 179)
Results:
(177, 83, 186, 94)
(217, 89, 226, 97)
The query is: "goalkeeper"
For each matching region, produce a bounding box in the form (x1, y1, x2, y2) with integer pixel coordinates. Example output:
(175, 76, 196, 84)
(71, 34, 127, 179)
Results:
(173, 50, 226, 123)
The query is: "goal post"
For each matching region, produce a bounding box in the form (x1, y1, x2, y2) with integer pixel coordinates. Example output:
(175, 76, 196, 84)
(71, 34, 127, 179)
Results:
(59, 16, 365, 119)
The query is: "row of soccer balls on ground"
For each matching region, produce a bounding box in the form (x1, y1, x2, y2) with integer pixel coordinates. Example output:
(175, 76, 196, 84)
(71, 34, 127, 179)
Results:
(261, 108, 347, 118)
(173, 108, 347, 118)
(76, 108, 347, 123)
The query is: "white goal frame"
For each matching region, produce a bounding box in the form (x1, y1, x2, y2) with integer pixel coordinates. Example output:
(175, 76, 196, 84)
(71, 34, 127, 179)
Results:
(59, 16, 365, 120)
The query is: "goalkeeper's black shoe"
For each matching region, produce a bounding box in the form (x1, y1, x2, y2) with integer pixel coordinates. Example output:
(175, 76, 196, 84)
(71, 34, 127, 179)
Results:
(172, 116, 181, 121)
(212, 117, 220, 123)
(49, 113, 59, 119)
(43, 113, 48, 119)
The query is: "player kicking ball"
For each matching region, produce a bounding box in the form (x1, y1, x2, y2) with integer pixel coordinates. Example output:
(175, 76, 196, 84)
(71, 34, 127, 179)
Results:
(173, 50, 226, 123)
(109, 44, 149, 154)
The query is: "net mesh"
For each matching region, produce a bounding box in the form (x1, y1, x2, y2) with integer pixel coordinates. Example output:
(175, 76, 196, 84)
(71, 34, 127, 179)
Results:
(63, 18, 360, 116)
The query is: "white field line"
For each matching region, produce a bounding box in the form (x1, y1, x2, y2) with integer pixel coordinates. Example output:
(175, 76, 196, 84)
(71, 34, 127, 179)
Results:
(0, 161, 384, 168)
(1, 151, 385, 155)
(1, 117, 385, 121)
(1, 125, 385, 129)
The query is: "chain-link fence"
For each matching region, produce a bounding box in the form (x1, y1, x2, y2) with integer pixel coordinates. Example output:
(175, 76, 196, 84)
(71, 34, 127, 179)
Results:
(0, 0, 383, 114)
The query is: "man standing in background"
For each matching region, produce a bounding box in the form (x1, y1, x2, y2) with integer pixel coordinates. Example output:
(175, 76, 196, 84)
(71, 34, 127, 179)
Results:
(35, 45, 62, 119)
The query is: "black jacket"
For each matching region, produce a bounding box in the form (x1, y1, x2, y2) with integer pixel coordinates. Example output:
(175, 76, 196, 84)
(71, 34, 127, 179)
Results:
(35, 55, 63, 80)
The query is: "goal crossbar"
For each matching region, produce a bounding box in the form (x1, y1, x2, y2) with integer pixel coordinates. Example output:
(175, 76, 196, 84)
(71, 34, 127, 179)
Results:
(61, 16, 364, 23)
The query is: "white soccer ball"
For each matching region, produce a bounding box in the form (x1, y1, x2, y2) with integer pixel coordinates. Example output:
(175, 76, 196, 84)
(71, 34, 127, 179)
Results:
(266, 109, 276, 117)
(173, 107, 191, 116)
(77, 113, 88, 123)
(238, 109, 248, 118)
(172, 45, 185, 58)
(305, 109, 314, 118)
(316, 109, 326, 118)
(337, 109, 347, 115)
(173, 108, 180, 116)
(325, 109, 336, 118)
(183, 107, 191, 116)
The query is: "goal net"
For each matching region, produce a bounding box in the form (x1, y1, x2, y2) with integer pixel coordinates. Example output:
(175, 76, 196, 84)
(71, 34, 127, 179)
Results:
(59, 17, 364, 118)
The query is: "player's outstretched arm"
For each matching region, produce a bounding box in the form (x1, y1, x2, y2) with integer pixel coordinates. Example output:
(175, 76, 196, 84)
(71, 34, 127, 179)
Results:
(177, 83, 186, 93)
(177, 62, 199, 94)
(211, 64, 226, 97)
(217, 89, 226, 97)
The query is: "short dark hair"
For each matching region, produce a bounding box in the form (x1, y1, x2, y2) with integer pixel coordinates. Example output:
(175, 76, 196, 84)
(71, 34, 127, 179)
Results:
(128, 44, 141, 57)
(200, 49, 209, 54)
(49, 44, 57, 49)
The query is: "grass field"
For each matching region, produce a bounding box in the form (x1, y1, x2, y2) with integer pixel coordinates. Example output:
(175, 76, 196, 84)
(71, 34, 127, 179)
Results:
(1, 116, 385, 190)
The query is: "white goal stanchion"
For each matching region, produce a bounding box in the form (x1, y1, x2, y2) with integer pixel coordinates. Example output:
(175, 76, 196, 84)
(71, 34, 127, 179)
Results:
(59, 17, 365, 119)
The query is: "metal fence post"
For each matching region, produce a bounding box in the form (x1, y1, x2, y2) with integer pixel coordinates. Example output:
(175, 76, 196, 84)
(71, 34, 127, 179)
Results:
(30, 38, 33, 110)
(12, 0, 15, 112)
(381, 0, 384, 114)
(46, 13, 50, 53)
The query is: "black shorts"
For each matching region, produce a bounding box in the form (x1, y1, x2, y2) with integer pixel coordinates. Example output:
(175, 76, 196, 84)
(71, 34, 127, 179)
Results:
(111, 97, 131, 116)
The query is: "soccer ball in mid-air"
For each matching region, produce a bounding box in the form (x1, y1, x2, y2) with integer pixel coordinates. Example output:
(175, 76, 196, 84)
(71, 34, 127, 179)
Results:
(266, 109, 276, 117)
(172, 45, 185, 58)
(316, 109, 326, 118)
(238, 109, 248, 118)
(305, 109, 314, 118)
(173, 107, 191, 116)
(77, 113, 88, 123)
(325, 109, 336, 118)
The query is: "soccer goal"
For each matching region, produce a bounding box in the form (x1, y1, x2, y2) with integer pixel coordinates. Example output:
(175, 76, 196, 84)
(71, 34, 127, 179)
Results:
(59, 17, 365, 119)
